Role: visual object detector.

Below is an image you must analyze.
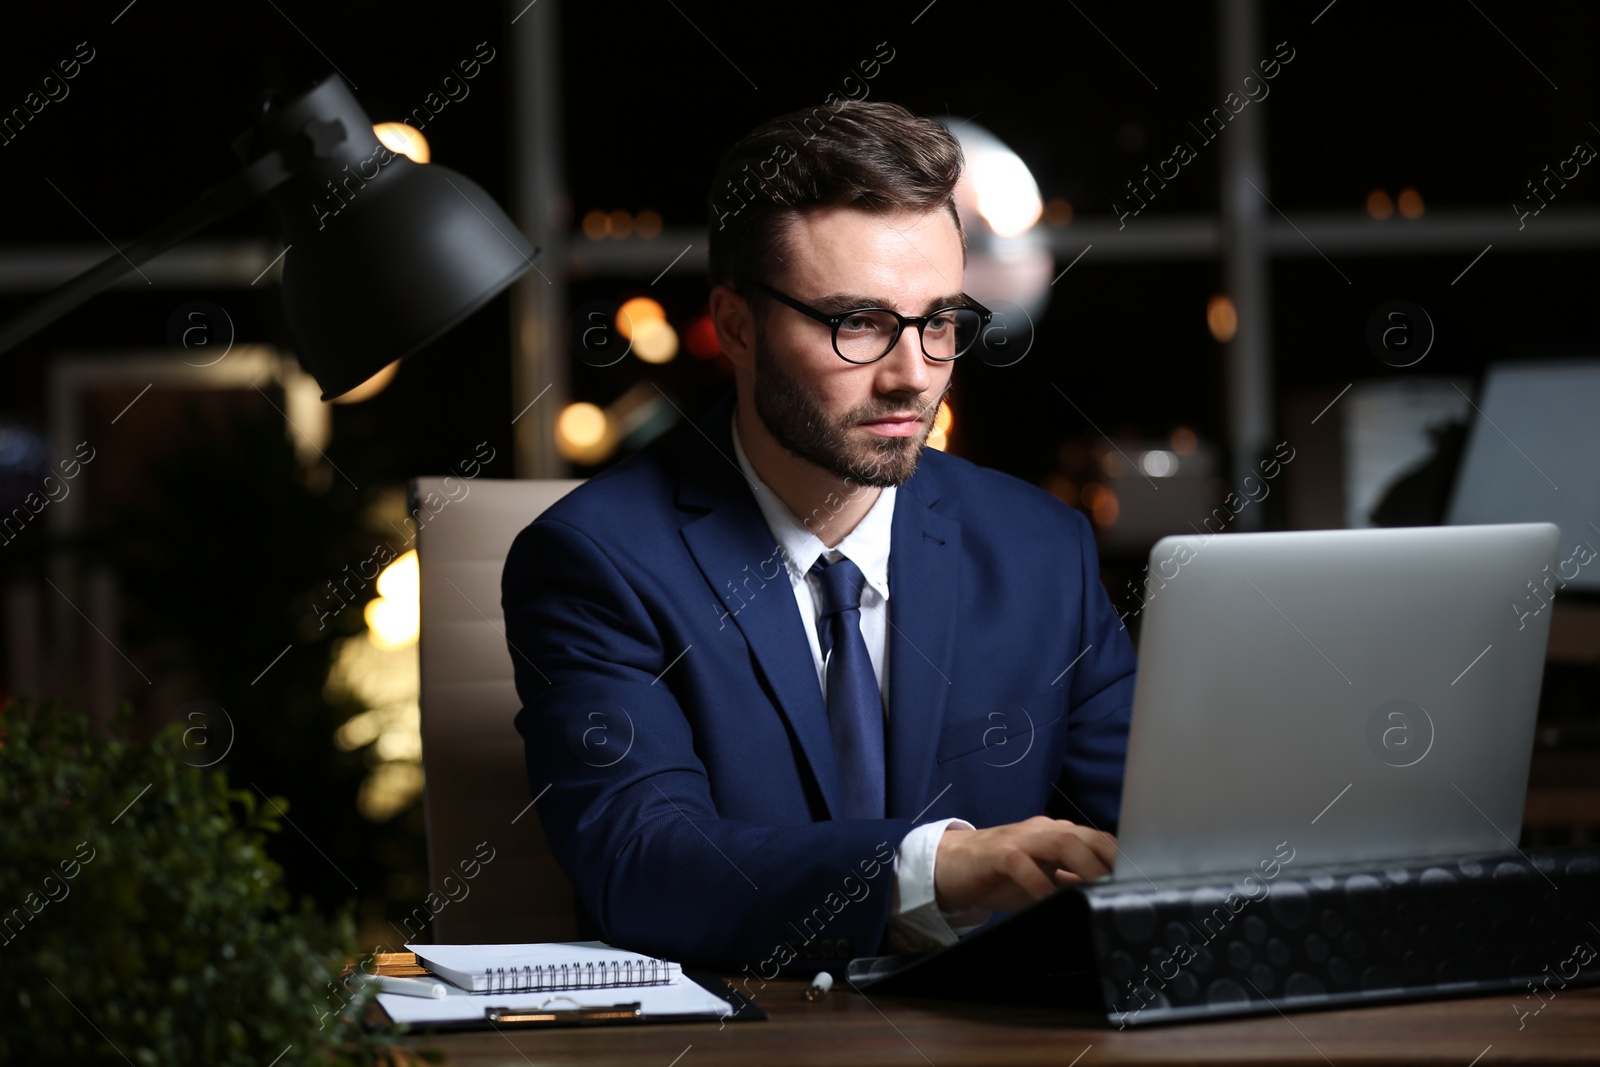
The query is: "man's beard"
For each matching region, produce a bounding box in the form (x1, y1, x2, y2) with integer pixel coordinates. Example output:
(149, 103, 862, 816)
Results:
(752, 336, 946, 488)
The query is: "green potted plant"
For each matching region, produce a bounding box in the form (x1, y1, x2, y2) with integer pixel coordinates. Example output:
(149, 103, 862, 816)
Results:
(0, 697, 426, 1065)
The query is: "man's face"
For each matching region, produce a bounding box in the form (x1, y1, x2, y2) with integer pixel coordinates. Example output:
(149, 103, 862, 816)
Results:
(750, 206, 963, 488)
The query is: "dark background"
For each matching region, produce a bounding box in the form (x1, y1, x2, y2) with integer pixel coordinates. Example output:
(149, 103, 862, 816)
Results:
(1, 0, 1595, 942)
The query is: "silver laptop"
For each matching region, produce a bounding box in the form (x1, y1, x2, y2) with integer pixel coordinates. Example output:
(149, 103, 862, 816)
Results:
(1113, 522, 1560, 882)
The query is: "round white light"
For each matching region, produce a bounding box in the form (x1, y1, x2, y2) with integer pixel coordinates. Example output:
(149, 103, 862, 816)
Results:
(1140, 450, 1178, 477)
(971, 150, 1043, 237)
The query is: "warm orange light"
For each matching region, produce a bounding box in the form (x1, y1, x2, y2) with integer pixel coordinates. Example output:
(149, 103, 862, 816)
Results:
(1169, 426, 1199, 455)
(609, 210, 633, 239)
(1042, 473, 1076, 505)
(1082, 483, 1120, 527)
(364, 550, 420, 650)
(1397, 186, 1425, 219)
(1044, 198, 1074, 227)
(582, 210, 609, 240)
(926, 400, 954, 452)
(1092, 489, 1119, 527)
(372, 123, 430, 164)
(558, 402, 605, 445)
(635, 209, 663, 239)
(616, 297, 666, 341)
(632, 319, 679, 363)
(1206, 294, 1238, 343)
(332, 360, 401, 404)
(1366, 189, 1394, 220)
(555, 402, 615, 464)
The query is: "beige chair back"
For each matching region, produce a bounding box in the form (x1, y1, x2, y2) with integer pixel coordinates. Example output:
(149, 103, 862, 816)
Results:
(410, 476, 584, 944)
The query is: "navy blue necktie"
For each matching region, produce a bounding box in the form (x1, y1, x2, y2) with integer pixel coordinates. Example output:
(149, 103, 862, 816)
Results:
(811, 556, 886, 819)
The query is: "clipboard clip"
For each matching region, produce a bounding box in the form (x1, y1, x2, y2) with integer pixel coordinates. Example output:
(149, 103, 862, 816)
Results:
(483, 998, 643, 1025)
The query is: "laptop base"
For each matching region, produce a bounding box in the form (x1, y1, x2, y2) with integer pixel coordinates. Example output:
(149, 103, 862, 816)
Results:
(849, 846, 1600, 1027)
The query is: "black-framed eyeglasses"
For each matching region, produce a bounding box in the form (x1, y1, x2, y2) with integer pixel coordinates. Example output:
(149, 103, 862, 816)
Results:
(738, 280, 993, 365)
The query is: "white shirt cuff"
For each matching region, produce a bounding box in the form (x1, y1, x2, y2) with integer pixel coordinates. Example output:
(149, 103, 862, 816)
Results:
(887, 818, 993, 953)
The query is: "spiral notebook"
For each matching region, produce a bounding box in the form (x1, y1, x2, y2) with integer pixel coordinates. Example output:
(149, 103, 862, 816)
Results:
(409, 941, 682, 994)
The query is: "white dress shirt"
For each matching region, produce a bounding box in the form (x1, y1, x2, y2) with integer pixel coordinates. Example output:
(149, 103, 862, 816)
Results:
(730, 415, 990, 951)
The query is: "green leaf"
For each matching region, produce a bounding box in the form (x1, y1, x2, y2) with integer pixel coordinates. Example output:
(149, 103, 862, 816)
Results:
(0, 697, 426, 1065)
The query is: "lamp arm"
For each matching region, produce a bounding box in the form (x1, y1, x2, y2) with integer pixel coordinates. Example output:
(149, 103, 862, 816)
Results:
(0, 150, 294, 356)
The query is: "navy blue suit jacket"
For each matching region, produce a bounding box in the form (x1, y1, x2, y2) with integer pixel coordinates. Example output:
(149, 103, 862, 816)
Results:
(503, 394, 1136, 975)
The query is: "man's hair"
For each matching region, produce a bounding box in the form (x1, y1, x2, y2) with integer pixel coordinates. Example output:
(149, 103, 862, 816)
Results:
(705, 101, 965, 290)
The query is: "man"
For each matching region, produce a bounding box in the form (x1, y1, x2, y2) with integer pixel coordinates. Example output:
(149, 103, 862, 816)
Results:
(503, 102, 1135, 976)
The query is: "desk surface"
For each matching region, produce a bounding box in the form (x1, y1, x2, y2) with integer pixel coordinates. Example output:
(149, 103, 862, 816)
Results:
(401, 975, 1600, 1066)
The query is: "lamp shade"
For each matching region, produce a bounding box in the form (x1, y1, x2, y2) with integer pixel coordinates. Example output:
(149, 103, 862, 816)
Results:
(236, 77, 537, 400)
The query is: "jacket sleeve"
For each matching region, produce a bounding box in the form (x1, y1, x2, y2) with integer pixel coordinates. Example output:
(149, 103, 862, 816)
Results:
(502, 516, 916, 974)
(1055, 508, 1137, 833)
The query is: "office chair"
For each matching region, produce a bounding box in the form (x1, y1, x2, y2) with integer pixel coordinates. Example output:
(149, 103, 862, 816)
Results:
(410, 476, 583, 944)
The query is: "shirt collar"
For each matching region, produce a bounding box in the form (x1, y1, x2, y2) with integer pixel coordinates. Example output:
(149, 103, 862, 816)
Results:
(730, 410, 894, 602)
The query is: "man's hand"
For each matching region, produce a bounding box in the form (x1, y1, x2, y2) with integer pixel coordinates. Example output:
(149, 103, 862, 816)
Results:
(933, 816, 1117, 913)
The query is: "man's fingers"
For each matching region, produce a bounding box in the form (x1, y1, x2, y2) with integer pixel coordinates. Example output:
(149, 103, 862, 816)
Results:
(1058, 824, 1116, 870)
(1081, 828, 1119, 871)
(1002, 846, 1060, 901)
(937, 818, 1122, 912)
(1056, 838, 1111, 881)
(1047, 827, 1115, 881)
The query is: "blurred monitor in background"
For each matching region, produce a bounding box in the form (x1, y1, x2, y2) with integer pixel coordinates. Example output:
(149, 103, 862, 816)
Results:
(1447, 361, 1600, 593)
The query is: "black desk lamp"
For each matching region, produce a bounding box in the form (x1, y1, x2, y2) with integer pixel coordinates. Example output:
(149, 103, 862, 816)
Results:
(0, 75, 538, 400)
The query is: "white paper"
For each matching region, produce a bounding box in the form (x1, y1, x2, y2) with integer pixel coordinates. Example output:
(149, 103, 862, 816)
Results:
(376, 978, 731, 1026)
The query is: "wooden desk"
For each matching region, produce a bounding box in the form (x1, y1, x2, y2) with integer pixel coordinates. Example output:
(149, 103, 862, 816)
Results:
(401, 976, 1600, 1066)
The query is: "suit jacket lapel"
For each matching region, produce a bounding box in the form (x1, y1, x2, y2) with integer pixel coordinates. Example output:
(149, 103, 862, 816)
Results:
(676, 398, 846, 819)
(885, 467, 961, 821)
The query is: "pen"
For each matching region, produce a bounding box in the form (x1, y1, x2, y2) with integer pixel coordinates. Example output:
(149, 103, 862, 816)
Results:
(485, 1001, 643, 1024)
(348, 972, 449, 999)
